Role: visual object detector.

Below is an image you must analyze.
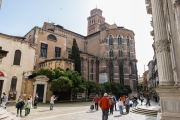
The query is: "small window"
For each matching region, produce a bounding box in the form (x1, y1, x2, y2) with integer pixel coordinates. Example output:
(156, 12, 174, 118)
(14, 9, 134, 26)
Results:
(40, 43, 48, 57)
(10, 76, 17, 91)
(13, 50, 21, 65)
(109, 50, 113, 57)
(55, 47, 61, 58)
(47, 34, 57, 41)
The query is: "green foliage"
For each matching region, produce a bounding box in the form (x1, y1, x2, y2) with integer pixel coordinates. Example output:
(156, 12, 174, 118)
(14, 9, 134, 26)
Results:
(102, 82, 132, 98)
(50, 76, 72, 92)
(71, 39, 81, 75)
(138, 82, 143, 92)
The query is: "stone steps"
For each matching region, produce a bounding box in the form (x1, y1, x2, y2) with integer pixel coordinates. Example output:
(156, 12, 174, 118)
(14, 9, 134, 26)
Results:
(130, 107, 158, 117)
(0, 108, 20, 120)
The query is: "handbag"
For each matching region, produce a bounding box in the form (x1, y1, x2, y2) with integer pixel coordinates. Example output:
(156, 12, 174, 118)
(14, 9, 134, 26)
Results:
(15, 103, 19, 108)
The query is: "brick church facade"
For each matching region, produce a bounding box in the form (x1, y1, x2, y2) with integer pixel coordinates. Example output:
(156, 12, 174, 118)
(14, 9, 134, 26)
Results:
(25, 8, 138, 93)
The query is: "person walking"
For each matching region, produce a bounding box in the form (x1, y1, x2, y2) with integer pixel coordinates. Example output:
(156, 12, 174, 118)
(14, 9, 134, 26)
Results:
(109, 96, 115, 115)
(24, 97, 31, 116)
(112, 94, 117, 111)
(145, 94, 151, 106)
(93, 94, 100, 111)
(1, 92, 8, 109)
(16, 96, 24, 117)
(118, 98, 124, 115)
(34, 93, 39, 109)
(125, 96, 130, 114)
(29, 95, 33, 109)
(50, 95, 57, 110)
(121, 95, 125, 106)
(99, 93, 111, 120)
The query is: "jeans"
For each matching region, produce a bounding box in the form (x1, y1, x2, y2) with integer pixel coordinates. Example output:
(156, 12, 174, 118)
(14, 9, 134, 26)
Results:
(25, 108, 30, 116)
(146, 100, 151, 106)
(125, 105, 130, 113)
(102, 109, 109, 120)
(50, 103, 54, 110)
(17, 107, 22, 115)
(119, 105, 123, 115)
(114, 103, 117, 110)
(1, 102, 7, 109)
(110, 107, 113, 114)
(133, 100, 138, 107)
(95, 103, 98, 110)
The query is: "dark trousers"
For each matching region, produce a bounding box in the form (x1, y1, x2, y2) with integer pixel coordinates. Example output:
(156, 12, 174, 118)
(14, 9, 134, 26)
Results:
(17, 107, 22, 115)
(95, 103, 98, 110)
(146, 100, 151, 106)
(126, 105, 130, 113)
(114, 103, 117, 110)
(110, 107, 113, 114)
(102, 109, 109, 120)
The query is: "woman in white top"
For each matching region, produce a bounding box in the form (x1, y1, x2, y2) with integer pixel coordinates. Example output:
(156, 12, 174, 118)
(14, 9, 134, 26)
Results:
(118, 98, 124, 115)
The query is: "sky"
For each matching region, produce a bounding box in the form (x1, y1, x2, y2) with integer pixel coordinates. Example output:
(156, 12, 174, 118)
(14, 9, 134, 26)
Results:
(0, 0, 153, 76)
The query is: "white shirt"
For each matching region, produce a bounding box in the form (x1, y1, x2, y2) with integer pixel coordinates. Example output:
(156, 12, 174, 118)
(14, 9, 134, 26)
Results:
(118, 100, 123, 106)
(50, 97, 56, 104)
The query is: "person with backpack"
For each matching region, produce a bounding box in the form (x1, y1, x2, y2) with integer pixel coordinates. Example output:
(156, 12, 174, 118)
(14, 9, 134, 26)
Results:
(112, 94, 117, 111)
(34, 93, 39, 109)
(93, 94, 100, 111)
(99, 93, 111, 120)
(16, 96, 24, 117)
(24, 97, 31, 116)
(109, 95, 115, 115)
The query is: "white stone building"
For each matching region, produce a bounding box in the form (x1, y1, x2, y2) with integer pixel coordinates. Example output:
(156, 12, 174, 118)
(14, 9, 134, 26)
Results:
(0, 32, 36, 101)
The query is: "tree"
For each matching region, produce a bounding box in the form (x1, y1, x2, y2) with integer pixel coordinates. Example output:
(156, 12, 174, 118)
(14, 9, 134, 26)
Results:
(66, 70, 86, 100)
(71, 39, 81, 75)
(50, 76, 72, 92)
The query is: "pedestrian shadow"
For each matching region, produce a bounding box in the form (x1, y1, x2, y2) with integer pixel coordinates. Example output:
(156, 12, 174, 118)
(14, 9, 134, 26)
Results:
(38, 110, 51, 112)
(86, 110, 97, 113)
(114, 115, 122, 117)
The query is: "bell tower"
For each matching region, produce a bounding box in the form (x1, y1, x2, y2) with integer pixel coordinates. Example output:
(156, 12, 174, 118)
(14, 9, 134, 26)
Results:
(87, 8, 105, 35)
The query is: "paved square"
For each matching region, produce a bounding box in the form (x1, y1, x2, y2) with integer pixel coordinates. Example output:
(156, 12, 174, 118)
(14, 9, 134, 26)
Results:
(6, 102, 157, 120)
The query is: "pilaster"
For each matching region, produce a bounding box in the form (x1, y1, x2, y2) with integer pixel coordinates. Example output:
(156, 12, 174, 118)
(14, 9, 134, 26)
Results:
(151, 0, 174, 86)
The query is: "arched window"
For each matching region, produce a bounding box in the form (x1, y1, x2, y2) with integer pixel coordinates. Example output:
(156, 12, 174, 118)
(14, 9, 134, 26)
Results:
(10, 76, 17, 91)
(118, 35, 122, 45)
(127, 36, 130, 46)
(109, 35, 113, 45)
(13, 50, 21, 65)
(109, 63, 114, 82)
(47, 34, 57, 41)
(119, 63, 124, 85)
(90, 60, 94, 80)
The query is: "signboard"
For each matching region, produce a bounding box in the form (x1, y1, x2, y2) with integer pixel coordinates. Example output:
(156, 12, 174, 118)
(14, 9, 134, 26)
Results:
(99, 73, 108, 83)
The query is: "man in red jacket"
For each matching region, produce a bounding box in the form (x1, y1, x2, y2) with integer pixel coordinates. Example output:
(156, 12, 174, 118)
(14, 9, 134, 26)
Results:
(93, 94, 100, 110)
(99, 93, 111, 120)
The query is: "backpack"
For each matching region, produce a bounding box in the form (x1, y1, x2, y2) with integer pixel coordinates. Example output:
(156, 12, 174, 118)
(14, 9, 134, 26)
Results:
(110, 98, 115, 105)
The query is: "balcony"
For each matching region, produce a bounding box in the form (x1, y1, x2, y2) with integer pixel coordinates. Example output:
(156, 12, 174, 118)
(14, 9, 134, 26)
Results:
(0, 47, 8, 59)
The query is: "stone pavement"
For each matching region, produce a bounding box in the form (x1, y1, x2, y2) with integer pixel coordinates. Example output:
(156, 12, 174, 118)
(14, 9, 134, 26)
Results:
(5, 100, 158, 120)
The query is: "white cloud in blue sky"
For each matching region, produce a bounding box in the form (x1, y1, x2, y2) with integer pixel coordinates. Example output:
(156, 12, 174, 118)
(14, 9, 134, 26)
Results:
(0, 0, 153, 76)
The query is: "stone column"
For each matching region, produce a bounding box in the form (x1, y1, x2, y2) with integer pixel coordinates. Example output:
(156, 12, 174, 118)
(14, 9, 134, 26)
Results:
(151, 0, 174, 86)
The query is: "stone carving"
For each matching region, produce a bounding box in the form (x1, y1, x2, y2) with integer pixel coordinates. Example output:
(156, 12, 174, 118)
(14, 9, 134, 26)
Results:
(155, 39, 170, 53)
(174, 0, 180, 7)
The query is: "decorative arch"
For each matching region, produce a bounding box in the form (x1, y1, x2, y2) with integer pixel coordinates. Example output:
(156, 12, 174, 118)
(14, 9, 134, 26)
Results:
(47, 34, 57, 41)
(13, 50, 21, 65)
